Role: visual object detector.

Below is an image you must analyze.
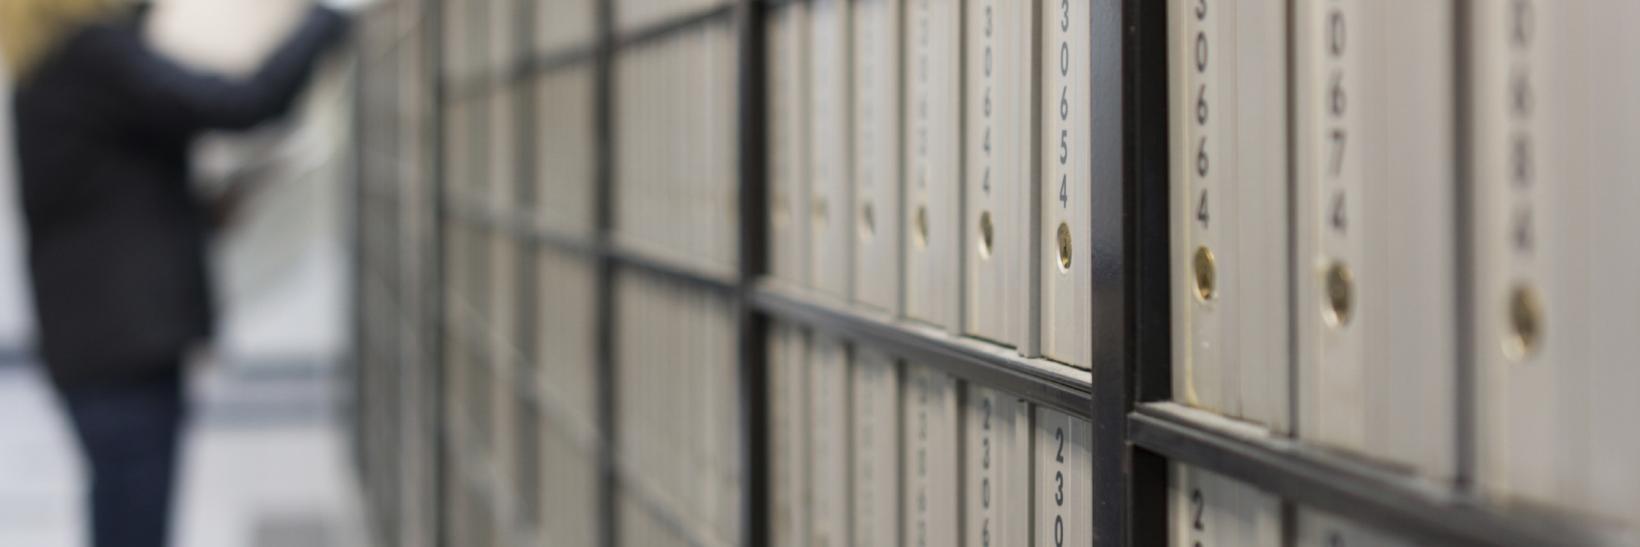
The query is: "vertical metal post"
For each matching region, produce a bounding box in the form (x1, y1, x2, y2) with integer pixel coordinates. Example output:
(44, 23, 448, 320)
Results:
(424, 0, 451, 544)
(511, 0, 543, 533)
(593, 1, 621, 547)
(1123, 0, 1174, 544)
(734, 1, 770, 546)
(1089, 0, 1130, 544)
(1125, 0, 1172, 410)
(1280, 1, 1301, 541)
(1450, 0, 1476, 495)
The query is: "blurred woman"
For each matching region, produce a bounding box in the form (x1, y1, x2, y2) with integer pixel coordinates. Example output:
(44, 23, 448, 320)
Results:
(0, 1, 348, 545)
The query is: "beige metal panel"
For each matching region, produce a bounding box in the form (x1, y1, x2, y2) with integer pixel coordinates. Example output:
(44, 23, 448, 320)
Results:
(534, 0, 598, 55)
(851, 348, 901, 547)
(1038, 0, 1093, 368)
(967, 387, 1030, 547)
(1035, 407, 1092, 547)
(769, 3, 813, 288)
(850, 0, 903, 312)
(1169, 464, 1282, 547)
(902, 0, 962, 329)
(1292, 0, 1457, 480)
(808, 0, 855, 300)
(1470, 0, 1640, 529)
(965, 0, 1036, 349)
(535, 67, 599, 238)
(808, 333, 853, 547)
(1295, 507, 1420, 547)
(1168, 0, 1291, 432)
(903, 364, 960, 547)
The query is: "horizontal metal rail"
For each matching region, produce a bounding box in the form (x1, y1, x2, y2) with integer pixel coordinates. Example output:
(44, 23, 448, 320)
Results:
(1129, 402, 1625, 547)
(750, 283, 1096, 418)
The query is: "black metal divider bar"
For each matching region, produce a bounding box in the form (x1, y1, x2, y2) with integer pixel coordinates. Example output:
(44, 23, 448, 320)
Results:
(1088, 0, 1132, 545)
(441, 194, 741, 294)
(510, 0, 543, 536)
(1120, 0, 1173, 543)
(422, 0, 451, 543)
(1450, 0, 1477, 496)
(731, 0, 771, 545)
(592, 0, 619, 545)
(1129, 402, 1622, 547)
(750, 287, 1095, 418)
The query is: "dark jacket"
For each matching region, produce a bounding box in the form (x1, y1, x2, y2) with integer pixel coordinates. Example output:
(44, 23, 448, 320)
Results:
(11, 6, 348, 386)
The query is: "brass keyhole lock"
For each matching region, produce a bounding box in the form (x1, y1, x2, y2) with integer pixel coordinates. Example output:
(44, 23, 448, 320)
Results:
(914, 205, 930, 248)
(1323, 261, 1354, 327)
(1505, 284, 1544, 360)
(1192, 246, 1216, 302)
(978, 211, 995, 259)
(859, 201, 876, 239)
(1056, 222, 1073, 272)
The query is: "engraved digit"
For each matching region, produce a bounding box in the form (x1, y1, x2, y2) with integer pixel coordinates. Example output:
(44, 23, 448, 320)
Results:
(1513, 208, 1533, 252)
(1190, 488, 1204, 531)
(1330, 191, 1347, 232)
(1196, 189, 1209, 227)
(1329, 129, 1347, 176)
(1330, 72, 1347, 116)
(1055, 426, 1065, 462)
(1060, 86, 1069, 121)
(1196, 83, 1208, 124)
(1194, 32, 1208, 72)
(1511, 133, 1532, 187)
(1196, 136, 1209, 177)
(1060, 42, 1070, 77)
(1059, 129, 1069, 164)
(1328, 9, 1346, 55)
(982, 397, 992, 429)
(1511, 0, 1533, 45)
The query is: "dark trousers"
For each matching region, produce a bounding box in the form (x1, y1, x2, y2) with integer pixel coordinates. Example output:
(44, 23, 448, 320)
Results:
(55, 365, 187, 547)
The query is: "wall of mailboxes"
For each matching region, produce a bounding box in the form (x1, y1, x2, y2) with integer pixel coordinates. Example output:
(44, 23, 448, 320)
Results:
(350, 0, 1640, 545)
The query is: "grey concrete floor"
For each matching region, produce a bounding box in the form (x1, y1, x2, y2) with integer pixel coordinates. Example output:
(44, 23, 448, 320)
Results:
(0, 361, 366, 547)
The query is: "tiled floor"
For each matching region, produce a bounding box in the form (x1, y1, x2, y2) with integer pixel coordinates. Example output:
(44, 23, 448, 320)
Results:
(0, 362, 365, 547)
